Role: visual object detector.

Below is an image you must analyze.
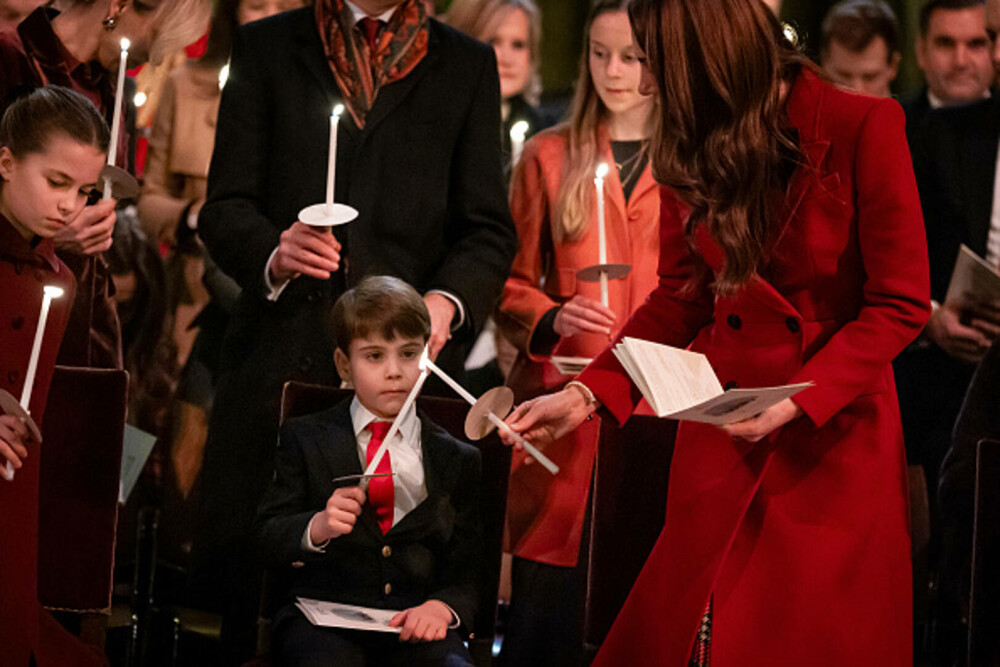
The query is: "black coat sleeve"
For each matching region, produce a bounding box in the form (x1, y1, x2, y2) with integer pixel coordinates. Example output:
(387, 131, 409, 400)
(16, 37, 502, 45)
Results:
(198, 25, 281, 297)
(429, 46, 517, 334)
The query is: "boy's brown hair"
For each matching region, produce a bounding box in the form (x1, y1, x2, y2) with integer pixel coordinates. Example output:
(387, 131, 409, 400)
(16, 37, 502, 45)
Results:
(331, 276, 431, 354)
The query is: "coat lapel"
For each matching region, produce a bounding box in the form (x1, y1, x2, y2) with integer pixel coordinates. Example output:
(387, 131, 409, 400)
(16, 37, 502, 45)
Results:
(293, 12, 340, 102)
(387, 417, 458, 539)
(359, 24, 440, 136)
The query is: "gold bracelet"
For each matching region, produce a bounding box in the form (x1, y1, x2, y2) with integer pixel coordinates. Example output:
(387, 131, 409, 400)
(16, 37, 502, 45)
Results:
(565, 380, 597, 406)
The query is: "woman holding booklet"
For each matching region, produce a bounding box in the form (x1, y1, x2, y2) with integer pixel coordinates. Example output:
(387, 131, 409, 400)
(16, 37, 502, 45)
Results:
(494, 3, 684, 664)
(500, 0, 931, 665)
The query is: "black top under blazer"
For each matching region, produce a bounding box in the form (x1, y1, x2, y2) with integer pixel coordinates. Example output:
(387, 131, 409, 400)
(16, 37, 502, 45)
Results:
(257, 398, 483, 628)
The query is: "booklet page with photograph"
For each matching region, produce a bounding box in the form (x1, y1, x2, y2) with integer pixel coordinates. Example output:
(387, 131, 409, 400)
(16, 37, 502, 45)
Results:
(295, 597, 402, 633)
(944, 244, 1000, 309)
(612, 337, 812, 425)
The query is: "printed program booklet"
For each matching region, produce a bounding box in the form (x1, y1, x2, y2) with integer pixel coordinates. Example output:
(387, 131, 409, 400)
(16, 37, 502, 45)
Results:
(612, 337, 812, 425)
(296, 597, 402, 633)
(944, 244, 1000, 310)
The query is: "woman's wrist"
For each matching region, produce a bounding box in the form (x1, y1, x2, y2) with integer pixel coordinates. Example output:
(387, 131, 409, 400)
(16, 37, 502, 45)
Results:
(565, 380, 600, 415)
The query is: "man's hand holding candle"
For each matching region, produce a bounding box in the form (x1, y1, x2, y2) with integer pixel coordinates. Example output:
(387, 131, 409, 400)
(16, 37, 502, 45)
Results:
(270, 221, 342, 283)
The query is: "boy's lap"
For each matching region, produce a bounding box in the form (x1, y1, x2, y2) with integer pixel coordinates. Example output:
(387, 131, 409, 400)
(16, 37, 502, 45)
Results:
(272, 608, 473, 667)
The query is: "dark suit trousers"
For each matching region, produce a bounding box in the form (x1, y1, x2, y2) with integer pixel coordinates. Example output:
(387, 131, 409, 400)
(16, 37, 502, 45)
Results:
(272, 609, 473, 667)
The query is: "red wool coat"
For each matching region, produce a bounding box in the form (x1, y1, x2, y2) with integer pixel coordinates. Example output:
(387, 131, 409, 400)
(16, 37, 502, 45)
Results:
(0, 217, 103, 666)
(498, 126, 676, 565)
(579, 69, 930, 666)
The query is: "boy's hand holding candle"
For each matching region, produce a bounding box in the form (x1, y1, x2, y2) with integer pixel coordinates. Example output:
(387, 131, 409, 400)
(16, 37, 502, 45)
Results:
(310, 485, 367, 544)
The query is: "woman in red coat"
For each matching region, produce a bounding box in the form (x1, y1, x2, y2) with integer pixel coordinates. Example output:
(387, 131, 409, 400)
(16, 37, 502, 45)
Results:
(502, 0, 930, 665)
(496, 3, 684, 665)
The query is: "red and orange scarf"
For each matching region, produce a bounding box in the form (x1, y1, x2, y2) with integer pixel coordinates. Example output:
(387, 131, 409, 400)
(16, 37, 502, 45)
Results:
(315, 0, 429, 129)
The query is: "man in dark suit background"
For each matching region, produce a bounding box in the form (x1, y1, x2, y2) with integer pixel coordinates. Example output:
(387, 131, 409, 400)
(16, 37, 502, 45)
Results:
(190, 0, 515, 660)
(898, 0, 1000, 659)
(903, 0, 993, 138)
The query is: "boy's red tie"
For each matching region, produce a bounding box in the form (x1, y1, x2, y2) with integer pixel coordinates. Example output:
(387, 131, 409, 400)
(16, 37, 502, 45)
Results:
(365, 421, 394, 534)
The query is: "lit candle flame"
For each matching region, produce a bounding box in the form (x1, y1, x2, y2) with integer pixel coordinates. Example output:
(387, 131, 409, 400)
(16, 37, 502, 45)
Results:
(218, 63, 230, 90)
(333, 103, 345, 119)
(120, 37, 130, 51)
(595, 162, 610, 180)
(134, 92, 147, 107)
(418, 345, 430, 371)
(509, 120, 529, 143)
(43, 285, 65, 299)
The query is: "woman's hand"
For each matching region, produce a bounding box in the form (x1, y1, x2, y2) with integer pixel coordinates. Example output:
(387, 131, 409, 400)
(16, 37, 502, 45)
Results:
(719, 398, 803, 443)
(502, 386, 596, 445)
(553, 296, 616, 338)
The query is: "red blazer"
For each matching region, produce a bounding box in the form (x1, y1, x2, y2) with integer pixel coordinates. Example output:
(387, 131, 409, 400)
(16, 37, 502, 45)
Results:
(498, 126, 677, 565)
(580, 69, 930, 666)
(0, 217, 103, 666)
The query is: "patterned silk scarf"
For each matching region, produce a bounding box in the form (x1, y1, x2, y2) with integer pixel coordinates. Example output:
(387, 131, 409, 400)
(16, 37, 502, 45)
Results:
(315, 0, 429, 129)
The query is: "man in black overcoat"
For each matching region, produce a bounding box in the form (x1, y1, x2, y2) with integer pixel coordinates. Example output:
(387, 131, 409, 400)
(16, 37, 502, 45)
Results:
(189, 0, 516, 660)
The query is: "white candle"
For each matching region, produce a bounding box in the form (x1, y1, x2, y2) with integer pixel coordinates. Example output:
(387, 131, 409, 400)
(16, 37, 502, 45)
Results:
(595, 162, 610, 307)
(421, 355, 560, 475)
(509, 120, 529, 168)
(107, 38, 129, 168)
(5, 285, 65, 480)
(218, 63, 230, 91)
(103, 38, 129, 203)
(325, 104, 345, 216)
(363, 347, 430, 476)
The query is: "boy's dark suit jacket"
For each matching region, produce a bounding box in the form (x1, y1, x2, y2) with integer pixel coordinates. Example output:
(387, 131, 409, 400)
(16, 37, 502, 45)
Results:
(257, 398, 483, 629)
(190, 7, 515, 623)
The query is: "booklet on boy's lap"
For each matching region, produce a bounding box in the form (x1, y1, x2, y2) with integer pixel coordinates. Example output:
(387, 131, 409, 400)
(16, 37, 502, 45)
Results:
(944, 244, 1000, 309)
(295, 597, 402, 633)
(612, 337, 812, 425)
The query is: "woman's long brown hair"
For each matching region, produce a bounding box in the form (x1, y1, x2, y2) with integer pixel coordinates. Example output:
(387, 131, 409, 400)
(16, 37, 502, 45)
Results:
(629, 0, 807, 294)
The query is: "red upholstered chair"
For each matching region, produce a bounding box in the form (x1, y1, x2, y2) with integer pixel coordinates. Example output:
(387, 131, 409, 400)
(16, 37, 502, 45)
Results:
(260, 382, 511, 666)
(38, 365, 129, 650)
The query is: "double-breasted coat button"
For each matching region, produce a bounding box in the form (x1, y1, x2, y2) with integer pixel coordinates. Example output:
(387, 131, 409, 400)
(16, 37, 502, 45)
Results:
(291, 561, 305, 568)
(726, 314, 742, 330)
(724, 381, 738, 390)
(785, 317, 801, 334)
(384, 583, 392, 595)
(381, 545, 392, 558)
(11, 316, 24, 330)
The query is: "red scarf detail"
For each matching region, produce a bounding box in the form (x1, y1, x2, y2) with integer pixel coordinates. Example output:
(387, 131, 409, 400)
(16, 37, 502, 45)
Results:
(315, 0, 429, 129)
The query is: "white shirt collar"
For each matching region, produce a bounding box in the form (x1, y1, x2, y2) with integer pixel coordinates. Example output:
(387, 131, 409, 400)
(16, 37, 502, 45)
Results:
(927, 88, 991, 110)
(350, 395, 421, 449)
(343, 0, 397, 24)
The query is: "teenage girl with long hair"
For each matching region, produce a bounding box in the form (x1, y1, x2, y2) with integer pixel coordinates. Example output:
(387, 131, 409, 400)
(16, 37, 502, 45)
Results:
(502, 0, 931, 664)
(496, 2, 684, 664)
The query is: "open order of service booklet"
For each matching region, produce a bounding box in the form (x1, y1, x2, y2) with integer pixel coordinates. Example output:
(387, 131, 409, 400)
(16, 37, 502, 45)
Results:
(612, 337, 812, 425)
(296, 597, 402, 633)
(944, 244, 1000, 309)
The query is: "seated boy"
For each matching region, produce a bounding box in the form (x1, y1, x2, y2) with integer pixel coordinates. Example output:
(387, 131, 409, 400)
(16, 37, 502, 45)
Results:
(257, 275, 483, 666)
